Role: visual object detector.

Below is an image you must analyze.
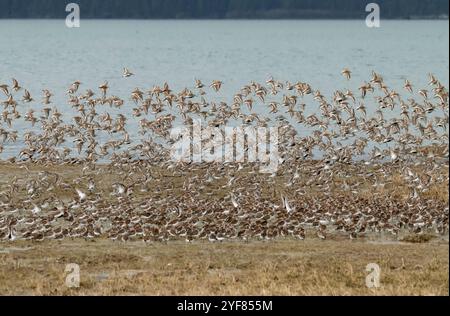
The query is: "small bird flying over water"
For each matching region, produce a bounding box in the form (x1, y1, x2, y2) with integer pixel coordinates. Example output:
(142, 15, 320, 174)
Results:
(12, 78, 21, 91)
(341, 68, 352, 80)
(22, 89, 33, 103)
(123, 68, 134, 78)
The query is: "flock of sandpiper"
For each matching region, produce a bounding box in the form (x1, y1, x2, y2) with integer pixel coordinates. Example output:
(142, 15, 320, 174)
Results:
(0, 68, 448, 242)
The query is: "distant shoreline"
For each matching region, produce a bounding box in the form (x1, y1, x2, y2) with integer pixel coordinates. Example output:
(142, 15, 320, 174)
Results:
(1, 0, 447, 21)
(0, 17, 448, 21)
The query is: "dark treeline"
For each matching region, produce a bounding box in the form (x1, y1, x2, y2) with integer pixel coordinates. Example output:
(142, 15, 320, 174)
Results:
(0, 0, 448, 19)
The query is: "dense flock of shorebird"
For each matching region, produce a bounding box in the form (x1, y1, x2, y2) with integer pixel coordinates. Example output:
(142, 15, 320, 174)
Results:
(0, 68, 448, 242)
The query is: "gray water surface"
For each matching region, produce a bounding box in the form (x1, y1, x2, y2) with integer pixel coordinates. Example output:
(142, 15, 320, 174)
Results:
(0, 20, 448, 158)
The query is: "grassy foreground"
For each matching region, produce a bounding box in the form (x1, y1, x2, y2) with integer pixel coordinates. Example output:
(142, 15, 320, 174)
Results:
(0, 239, 448, 296)
(0, 161, 448, 295)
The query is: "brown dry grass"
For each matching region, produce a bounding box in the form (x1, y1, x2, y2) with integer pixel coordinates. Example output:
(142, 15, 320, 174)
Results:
(0, 239, 448, 296)
(400, 234, 436, 244)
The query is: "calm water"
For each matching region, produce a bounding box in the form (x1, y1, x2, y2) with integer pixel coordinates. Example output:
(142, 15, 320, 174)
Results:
(0, 20, 448, 157)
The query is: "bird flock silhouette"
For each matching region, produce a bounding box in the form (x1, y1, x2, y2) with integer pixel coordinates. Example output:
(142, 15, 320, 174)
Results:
(0, 68, 448, 242)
